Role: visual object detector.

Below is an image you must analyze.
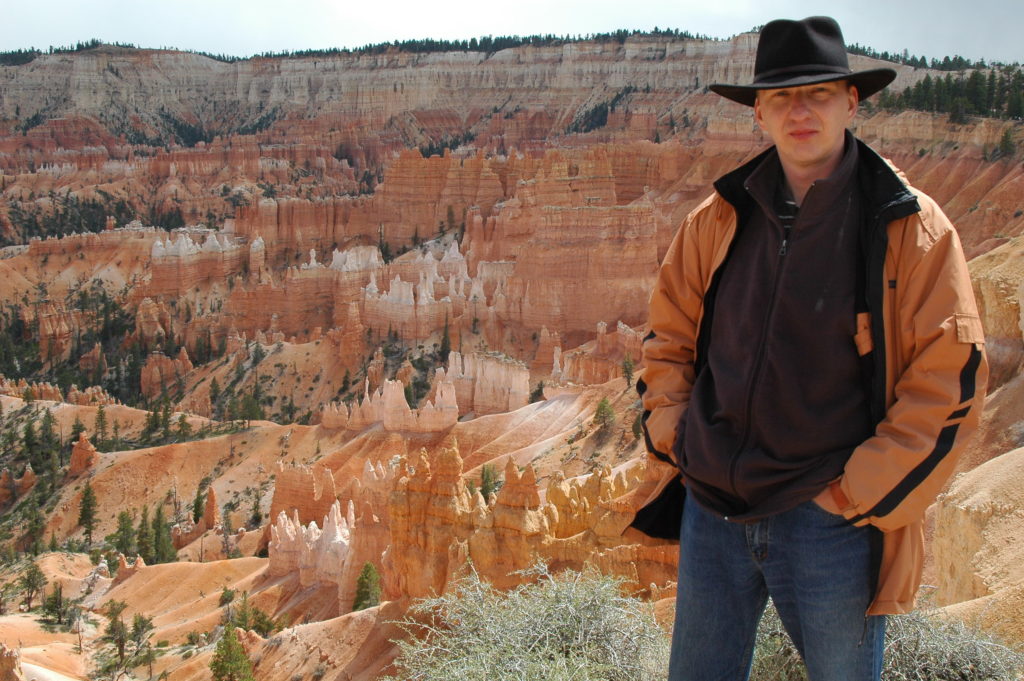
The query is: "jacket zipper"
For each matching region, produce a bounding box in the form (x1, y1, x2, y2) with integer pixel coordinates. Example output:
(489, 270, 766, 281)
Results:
(726, 217, 793, 501)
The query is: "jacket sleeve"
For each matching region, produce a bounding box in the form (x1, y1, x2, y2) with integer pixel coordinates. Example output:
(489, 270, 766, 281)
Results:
(639, 200, 716, 463)
(829, 197, 988, 532)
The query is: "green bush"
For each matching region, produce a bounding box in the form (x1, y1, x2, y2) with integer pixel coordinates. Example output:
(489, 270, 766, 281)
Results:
(384, 564, 668, 681)
(219, 586, 236, 606)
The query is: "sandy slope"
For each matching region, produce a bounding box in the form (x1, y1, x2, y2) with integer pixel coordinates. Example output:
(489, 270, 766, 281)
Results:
(0, 614, 86, 681)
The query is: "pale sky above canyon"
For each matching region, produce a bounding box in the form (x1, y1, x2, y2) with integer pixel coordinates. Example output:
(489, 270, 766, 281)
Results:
(2, 0, 1019, 65)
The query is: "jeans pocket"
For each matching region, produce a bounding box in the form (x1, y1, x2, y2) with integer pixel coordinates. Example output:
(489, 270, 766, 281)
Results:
(805, 498, 849, 523)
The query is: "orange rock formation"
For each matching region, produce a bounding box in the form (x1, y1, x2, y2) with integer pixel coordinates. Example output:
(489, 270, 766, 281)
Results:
(68, 433, 99, 476)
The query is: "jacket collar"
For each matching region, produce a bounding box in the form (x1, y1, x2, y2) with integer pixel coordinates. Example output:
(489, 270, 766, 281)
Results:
(713, 132, 920, 229)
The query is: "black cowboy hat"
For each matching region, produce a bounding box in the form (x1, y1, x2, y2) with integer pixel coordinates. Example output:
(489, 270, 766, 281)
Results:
(710, 16, 897, 106)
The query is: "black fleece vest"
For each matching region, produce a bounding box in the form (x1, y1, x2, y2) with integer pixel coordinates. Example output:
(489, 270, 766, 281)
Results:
(677, 140, 873, 521)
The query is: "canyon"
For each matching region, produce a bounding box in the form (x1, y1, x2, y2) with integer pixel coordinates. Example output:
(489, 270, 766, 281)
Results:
(0, 30, 1022, 680)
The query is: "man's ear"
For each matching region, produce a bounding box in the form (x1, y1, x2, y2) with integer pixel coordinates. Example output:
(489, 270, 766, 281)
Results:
(847, 84, 860, 119)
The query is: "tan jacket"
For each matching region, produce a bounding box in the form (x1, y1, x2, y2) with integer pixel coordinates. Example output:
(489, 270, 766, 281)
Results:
(638, 142, 988, 615)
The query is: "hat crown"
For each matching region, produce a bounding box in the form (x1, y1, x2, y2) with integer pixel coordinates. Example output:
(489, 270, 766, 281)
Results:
(708, 16, 896, 106)
(754, 16, 851, 82)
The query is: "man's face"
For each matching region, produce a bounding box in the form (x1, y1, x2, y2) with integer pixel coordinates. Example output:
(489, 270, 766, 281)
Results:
(754, 80, 858, 177)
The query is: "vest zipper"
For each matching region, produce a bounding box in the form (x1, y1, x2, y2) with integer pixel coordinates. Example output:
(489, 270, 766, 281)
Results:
(727, 219, 792, 499)
(778, 223, 792, 256)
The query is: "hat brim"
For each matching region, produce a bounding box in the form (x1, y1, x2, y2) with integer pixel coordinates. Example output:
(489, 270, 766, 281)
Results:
(709, 68, 897, 106)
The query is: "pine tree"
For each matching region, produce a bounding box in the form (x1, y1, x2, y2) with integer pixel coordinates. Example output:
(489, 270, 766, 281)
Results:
(78, 480, 98, 545)
(103, 600, 129, 664)
(192, 485, 206, 523)
(210, 376, 221, 406)
(480, 464, 501, 504)
(129, 613, 155, 672)
(112, 510, 135, 556)
(18, 561, 46, 610)
(94, 404, 108, 448)
(110, 419, 121, 451)
(621, 356, 635, 387)
(25, 497, 45, 555)
(439, 313, 451, 358)
(221, 506, 234, 558)
(1, 424, 17, 457)
(594, 398, 615, 429)
(998, 128, 1016, 158)
(22, 420, 40, 470)
(151, 504, 175, 563)
(136, 505, 153, 564)
(69, 415, 86, 446)
(353, 561, 381, 611)
(249, 492, 262, 528)
(209, 623, 255, 681)
(240, 393, 263, 426)
(176, 414, 192, 440)
(1008, 90, 1024, 120)
(160, 400, 172, 441)
(141, 409, 160, 443)
(43, 581, 65, 623)
(39, 410, 59, 465)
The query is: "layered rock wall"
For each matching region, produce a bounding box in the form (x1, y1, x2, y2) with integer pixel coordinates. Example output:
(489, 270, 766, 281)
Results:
(147, 231, 246, 297)
(267, 458, 394, 610)
(967, 237, 1024, 387)
(932, 447, 1024, 642)
(443, 351, 530, 416)
(556, 321, 644, 385)
(320, 378, 458, 433)
(140, 348, 194, 398)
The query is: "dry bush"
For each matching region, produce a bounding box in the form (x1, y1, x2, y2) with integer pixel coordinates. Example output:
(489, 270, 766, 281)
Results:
(384, 564, 669, 681)
(386, 571, 1022, 681)
(751, 601, 1024, 681)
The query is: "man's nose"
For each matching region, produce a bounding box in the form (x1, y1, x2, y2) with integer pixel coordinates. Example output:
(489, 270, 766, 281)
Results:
(788, 92, 812, 117)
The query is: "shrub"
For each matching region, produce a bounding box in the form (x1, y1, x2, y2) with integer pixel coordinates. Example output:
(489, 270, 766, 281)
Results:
(750, 600, 1024, 680)
(882, 608, 1024, 680)
(384, 564, 668, 681)
(219, 586, 235, 606)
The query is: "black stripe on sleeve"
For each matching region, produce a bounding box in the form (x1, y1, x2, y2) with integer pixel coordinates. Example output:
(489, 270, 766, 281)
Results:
(857, 423, 959, 522)
(640, 409, 674, 465)
(635, 377, 673, 464)
(853, 344, 983, 524)
(948, 406, 970, 420)
(959, 344, 982, 403)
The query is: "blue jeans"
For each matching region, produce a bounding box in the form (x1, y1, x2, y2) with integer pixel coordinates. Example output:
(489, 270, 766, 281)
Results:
(668, 492, 885, 681)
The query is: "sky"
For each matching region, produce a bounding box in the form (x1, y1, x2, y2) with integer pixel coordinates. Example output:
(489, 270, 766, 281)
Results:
(2, 0, 1020, 65)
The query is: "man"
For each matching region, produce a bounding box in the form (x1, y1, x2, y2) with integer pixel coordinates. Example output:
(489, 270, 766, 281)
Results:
(633, 16, 987, 681)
